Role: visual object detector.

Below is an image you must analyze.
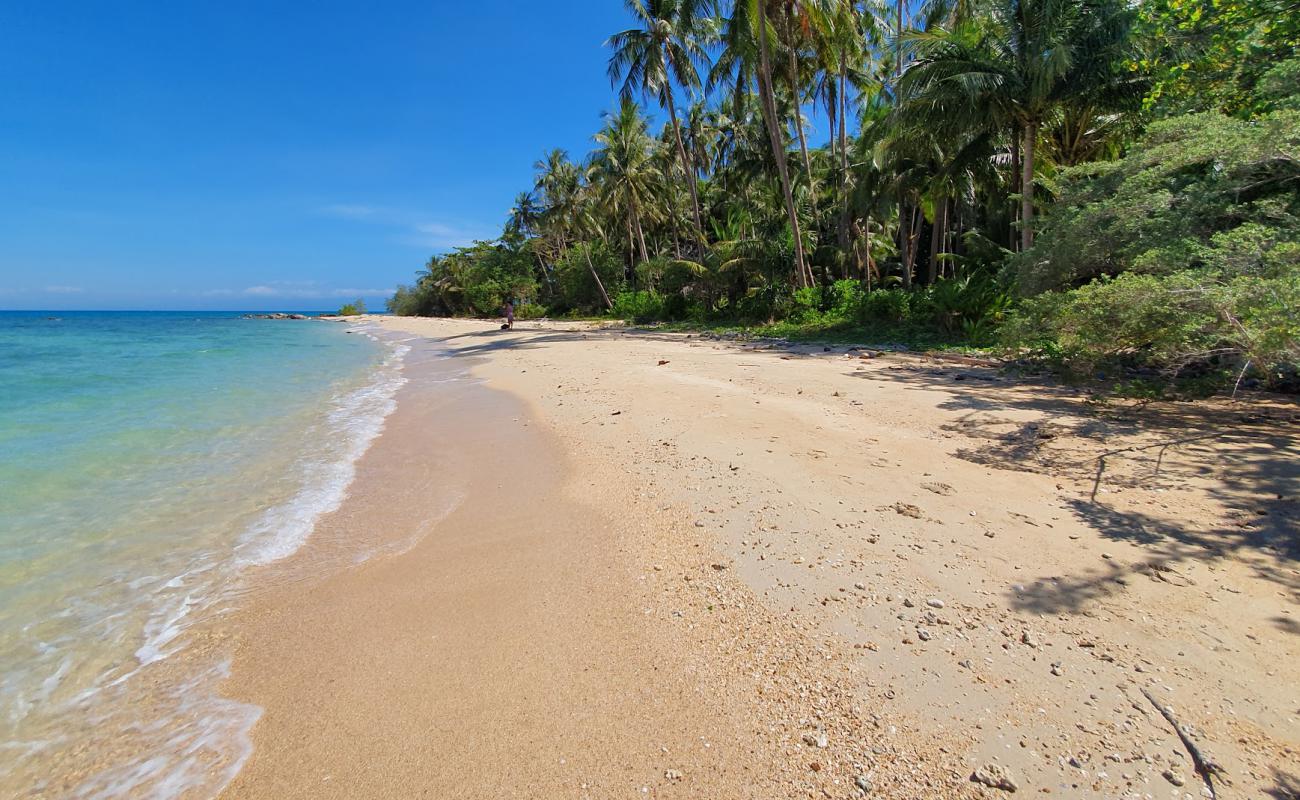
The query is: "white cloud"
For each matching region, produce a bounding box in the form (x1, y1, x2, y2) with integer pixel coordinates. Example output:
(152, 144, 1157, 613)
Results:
(203, 285, 391, 299)
(320, 203, 492, 250)
(321, 204, 380, 219)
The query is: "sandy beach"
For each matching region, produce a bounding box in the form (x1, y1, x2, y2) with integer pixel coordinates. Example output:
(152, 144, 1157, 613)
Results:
(221, 316, 1299, 799)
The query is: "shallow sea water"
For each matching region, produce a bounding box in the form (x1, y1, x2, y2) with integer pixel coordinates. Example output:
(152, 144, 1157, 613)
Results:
(0, 311, 407, 798)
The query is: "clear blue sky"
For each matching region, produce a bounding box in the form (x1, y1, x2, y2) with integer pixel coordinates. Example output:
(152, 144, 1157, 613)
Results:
(0, 1, 652, 310)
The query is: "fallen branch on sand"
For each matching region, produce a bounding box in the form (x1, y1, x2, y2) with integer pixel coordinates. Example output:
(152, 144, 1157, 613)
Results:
(1141, 687, 1228, 798)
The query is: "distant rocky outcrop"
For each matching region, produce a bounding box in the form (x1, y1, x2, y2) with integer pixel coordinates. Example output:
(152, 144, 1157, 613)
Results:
(242, 313, 310, 320)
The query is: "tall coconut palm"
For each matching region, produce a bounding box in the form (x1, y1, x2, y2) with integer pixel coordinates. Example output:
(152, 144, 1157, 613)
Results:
(813, 1, 883, 249)
(899, 0, 1136, 250)
(607, 0, 716, 247)
(592, 99, 661, 266)
(533, 149, 583, 258)
(714, 0, 813, 287)
(506, 190, 543, 239)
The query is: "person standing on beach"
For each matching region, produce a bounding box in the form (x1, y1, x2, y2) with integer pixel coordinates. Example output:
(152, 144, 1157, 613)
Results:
(503, 300, 515, 330)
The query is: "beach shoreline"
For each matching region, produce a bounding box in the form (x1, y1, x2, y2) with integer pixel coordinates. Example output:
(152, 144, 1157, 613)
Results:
(219, 315, 1299, 799)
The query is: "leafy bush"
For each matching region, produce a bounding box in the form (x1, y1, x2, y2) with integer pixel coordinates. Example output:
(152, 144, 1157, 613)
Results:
(387, 242, 538, 317)
(611, 290, 664, 323)
(920, 275, 1015, 337)
(1003, 71, 1300, 389)
(338, 298, 366, 316)
(1011, 103, 1300, 295)
(554, 242, 623, 313)
(1003, 268, 1300, 386)
(856, 288, 910, 323)
(514, 302, 547, 320)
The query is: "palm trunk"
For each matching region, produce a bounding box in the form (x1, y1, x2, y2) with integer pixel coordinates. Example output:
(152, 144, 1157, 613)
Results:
(785, 36, 817, 289)
(1010, 123, 1020, 251)
(584, 246, 613, 310)
(865, 223, 874, 290)
(664, 88, 704, 246)
(756, 1, 809, 289)
(625, 213, 636, 270)
(630, 195, 650, 264)
(837, 55, 851, 253)
(899, 200, 913, 289)
(896, 0, 904, 79)
(927, 204, 941, 285)
(1021, 121, 1036, 251)
(787, 46, 814, 182)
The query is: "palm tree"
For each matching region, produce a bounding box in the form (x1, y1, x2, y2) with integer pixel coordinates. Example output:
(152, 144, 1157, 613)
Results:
(813, 1, 882, 249)
(533, 149, 583, 259)
(714, 0, 813, 287)
(607, 0, 716, 247)
(592, 99, 661, 266)
(898, 0, 1136, 250)
(506, 190, 543, 239)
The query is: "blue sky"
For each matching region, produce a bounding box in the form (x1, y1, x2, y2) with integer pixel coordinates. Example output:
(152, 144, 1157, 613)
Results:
(0, 1, 650, 310)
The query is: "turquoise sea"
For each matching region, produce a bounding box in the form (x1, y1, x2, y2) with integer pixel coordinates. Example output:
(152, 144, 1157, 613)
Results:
(0, 311, 407, 798)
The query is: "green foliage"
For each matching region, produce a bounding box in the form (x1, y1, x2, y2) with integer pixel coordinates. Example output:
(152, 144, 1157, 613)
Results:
(337, 298, 366, 316)
(611, 290, 665, 323)
(514, 302, 547, 320)
(387, 242, 540, 317)
(1138, 0, 1300, 117)
(1003, 268, 1300, 386)
(1004, 67, 1300, 388)
(553, 242, 623, 313)
(1011, 102, 1300, 295)
(380, 0, 1296, 394)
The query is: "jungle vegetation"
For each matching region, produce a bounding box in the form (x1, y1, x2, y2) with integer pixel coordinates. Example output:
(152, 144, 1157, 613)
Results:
(388, 0, 1299, 391)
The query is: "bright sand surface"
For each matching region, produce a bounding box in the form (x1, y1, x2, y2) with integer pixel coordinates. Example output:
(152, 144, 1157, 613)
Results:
(221, 316, 1299, 799)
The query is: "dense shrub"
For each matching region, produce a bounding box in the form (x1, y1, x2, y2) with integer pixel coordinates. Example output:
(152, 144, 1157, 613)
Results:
(610, 290, 663, 323)
(1010, 106, 1300, 295)
(337, 298, 366, 316)
(553, 242, 623, 313)
(1003, 268, 1300, 385)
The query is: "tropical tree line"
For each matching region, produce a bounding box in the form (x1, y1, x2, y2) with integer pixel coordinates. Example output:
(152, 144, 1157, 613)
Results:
(389, 0, 1299, 391)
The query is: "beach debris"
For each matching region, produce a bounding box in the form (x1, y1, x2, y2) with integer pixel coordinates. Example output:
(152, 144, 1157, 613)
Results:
(921, 482, 955, 496)
(1141, 687, 1226, 798)
(1162, 768, 1185, 787)
(902, 597, 915, 608)
(1021, 630, 1039, 648)
(657, 360, 670, 366)
(854, 775, 873, 793)
(892, 502, 923, 519)
(917, 628, 932, 641)
(854, 582, 866, 590)
(664, 769, 683, 781)
(971, 763, 1019, 792)
(802, 730, 829, 748)
(710, 563, 728, 571)
(611, 410, 622, 415)
(925, 598, 945, 609)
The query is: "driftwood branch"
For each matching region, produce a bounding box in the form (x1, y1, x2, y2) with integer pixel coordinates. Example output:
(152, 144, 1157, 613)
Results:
(1142, 687, 1227, 798)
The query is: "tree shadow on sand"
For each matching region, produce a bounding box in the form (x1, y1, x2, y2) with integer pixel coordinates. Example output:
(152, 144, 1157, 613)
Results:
(846, 359, 1300, 613)
(1266, 768, 1300, 799)
(423, 325, 1300, 612)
